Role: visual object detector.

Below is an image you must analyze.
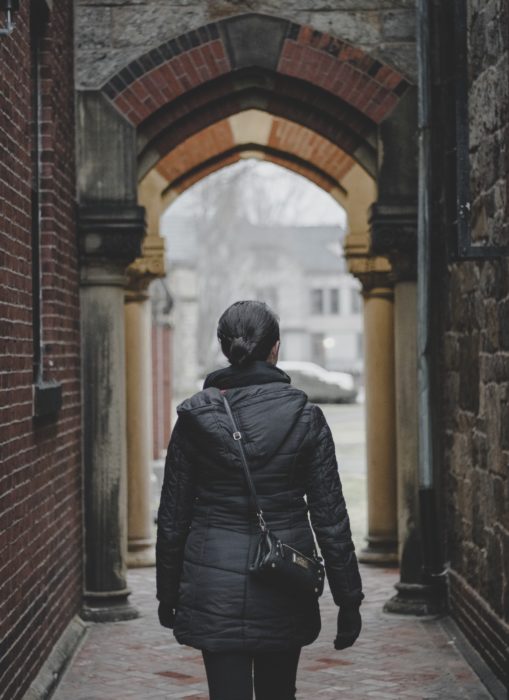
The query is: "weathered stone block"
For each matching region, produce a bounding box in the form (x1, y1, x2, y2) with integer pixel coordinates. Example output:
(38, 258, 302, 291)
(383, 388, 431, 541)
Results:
(498, 298, 509, 350)
(484, 529, 503, 614)
(458, 331, 480, 412)
(499, 394, 509, 450)
(472, 427, 488, 471)
(479, 260, 502, 297)
(75, 7, 113, 50)
(219, 15, 288, 71)
(380, 9, 415, 41)
(443, 332, 460, 370)
(483, 299, 499, 352)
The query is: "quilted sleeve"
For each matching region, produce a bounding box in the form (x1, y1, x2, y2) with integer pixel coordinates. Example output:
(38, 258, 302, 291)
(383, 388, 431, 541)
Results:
(305, 404, 364, 608)
(156, 417, 196, 606)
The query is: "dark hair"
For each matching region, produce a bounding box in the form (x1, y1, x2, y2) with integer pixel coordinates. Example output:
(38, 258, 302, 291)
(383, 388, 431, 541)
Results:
(217, 301, 280, 368)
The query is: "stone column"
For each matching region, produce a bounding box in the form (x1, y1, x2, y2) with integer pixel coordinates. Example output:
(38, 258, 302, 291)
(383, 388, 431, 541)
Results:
(370, 203, 435, 610)
(124, 234, 166, 567)
(79, 204, 145, 622)
(344, 229, 399, 565)
(384, 278, 429, 611)
(360, 280, 398, 564)
(342, 164, 399, 566)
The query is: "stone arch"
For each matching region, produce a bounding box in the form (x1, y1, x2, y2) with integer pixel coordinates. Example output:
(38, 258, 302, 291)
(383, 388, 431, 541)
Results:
(152, 111, 357, 207)
(102, 15, 409, 127)
(136, 73, 378, 180)
(97, 15, 410, 182)
(76, 10, 419, 621)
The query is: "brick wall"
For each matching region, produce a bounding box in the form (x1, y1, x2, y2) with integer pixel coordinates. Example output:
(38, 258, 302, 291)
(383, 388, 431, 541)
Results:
(437, 0, 509, 684)
(0, 2, 82, 698)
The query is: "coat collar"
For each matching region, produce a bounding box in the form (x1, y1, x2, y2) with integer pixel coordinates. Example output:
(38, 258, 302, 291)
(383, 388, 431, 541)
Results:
(203, 360, 291, 390)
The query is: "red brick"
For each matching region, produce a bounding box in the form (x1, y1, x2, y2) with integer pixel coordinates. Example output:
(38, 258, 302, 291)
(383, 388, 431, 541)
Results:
(0, 1, 82, 698)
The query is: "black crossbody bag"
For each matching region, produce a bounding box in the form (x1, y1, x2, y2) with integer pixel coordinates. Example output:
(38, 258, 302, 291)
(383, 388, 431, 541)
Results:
(222, 394, 325, 598)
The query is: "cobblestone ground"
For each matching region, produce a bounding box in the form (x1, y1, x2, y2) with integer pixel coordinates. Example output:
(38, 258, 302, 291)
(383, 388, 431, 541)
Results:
(53, 565, 491, 700)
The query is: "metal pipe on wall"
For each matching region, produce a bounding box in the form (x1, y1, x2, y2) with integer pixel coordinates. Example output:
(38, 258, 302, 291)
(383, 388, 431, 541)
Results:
(416, 0, 444, 588)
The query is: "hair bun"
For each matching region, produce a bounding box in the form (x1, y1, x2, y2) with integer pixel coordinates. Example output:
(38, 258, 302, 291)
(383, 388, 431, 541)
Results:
(217, 300, 280, 367)
(229, 336, 253, 368)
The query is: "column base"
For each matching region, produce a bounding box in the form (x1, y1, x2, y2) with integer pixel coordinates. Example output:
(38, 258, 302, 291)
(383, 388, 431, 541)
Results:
(82, 589, 139, 623)
(359, 537, 399, 566)
(383, 581, 444, 616)
(127, 539, 155, 568)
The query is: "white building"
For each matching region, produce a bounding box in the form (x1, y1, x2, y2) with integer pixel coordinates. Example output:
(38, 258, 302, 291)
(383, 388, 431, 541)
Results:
(164, 217, 363, 396)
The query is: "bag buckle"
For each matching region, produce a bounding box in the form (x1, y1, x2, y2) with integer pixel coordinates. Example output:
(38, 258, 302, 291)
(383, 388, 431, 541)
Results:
(233, 431, 242, 441)
(257, 511, 267, 531)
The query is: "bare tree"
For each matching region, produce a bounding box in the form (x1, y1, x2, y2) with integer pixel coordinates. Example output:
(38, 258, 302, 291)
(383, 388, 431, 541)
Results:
(168, 160, 344, 373)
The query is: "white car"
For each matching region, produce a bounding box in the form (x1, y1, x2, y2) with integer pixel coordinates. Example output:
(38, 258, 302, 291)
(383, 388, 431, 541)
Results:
(277, 361, 357, 404)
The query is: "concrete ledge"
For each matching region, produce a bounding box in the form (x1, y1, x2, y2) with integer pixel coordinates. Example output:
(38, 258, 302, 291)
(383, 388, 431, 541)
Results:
(439, 616, 507, 700)
(448, 568, 509, 690)
(22, 616, 88, 700)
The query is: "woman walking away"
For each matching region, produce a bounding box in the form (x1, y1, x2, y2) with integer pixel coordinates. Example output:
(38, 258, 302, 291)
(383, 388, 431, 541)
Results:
(156, 300, 363, 700)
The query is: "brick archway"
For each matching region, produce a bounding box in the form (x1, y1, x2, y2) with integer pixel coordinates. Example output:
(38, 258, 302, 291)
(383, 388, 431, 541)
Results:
(99, 14, 410, 180)
(76, 11, 419, 628)
(154, 111, 356, 203)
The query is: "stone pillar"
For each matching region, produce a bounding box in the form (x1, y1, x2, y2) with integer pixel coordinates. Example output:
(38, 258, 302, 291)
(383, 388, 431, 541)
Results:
(125, 291, 155, 566)
(342, 164, 399, 566)
(344, 227, 399, 565)
(79, 204, 145, 622)
(383, 279, 429, 611)
(370, 200, 436, 610)
(360, 281, 398, 564)
(124, 234, 166, 567)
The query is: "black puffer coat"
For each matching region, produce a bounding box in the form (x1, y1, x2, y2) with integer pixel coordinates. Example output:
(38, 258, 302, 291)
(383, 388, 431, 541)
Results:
(156, 361, 362, 652)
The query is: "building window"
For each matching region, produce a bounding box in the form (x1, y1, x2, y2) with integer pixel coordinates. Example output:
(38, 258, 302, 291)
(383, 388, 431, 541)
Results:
(310, 289, 324, 315)
(351, 289, 362, 314)
(330, 288, 340, 314)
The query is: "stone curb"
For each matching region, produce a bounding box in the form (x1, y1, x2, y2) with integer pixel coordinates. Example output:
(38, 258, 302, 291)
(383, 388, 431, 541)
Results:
(22, 616, 88, 700)
(439, 617, 507, 700)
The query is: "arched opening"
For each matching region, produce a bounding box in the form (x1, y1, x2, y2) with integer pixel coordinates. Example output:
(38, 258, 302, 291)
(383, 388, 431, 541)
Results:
(77, 12, 420, 623)
(152, 159, 367, 552)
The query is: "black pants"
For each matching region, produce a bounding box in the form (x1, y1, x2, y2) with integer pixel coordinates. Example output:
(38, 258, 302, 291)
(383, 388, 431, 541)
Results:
(202, 648, 301, 700)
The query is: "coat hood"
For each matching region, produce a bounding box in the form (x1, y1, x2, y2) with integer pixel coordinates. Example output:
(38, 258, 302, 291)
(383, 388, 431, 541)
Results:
(177, 362, 309, 466)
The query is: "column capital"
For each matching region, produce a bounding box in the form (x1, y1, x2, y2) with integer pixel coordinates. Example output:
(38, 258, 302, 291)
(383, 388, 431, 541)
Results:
(370, 201, 418, 282)
(78, 203, 146, 267)
(343, 231, 395, 292)
(126, 234, 167, 293)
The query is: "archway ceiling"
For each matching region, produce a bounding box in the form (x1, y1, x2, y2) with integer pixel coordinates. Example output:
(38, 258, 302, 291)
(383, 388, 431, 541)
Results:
(154, 111, 356, 200)
(100, 17, 410, 180)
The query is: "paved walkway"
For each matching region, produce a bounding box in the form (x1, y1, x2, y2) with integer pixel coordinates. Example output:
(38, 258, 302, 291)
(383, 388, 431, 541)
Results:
(53, 565, 491, 700)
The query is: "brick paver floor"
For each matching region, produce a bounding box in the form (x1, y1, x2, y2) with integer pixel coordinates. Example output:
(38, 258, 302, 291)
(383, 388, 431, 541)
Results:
(53, 565, 492, 700)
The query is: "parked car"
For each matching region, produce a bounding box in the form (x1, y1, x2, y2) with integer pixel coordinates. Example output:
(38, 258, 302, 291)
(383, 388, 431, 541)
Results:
(277, 361, 357, 403)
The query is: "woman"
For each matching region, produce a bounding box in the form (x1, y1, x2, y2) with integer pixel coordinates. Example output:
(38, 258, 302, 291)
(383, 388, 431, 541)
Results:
(156, 300, 363, 700)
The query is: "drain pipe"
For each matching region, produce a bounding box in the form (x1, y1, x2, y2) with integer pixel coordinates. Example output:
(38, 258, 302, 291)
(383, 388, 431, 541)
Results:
(416, 0, 444, 596)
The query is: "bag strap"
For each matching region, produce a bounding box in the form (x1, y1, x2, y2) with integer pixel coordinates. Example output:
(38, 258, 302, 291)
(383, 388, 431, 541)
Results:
(222, 393, 267, 532)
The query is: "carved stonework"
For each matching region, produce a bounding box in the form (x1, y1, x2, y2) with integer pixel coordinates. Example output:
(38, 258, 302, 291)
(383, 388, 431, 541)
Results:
(126, 234, 166, 293)
(370, 201, 418, 282)
(78, 204, 146, 266)
(343, 231, 395, 292)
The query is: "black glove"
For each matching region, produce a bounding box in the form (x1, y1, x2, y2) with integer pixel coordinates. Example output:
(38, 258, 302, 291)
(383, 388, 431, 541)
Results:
(158, 602, 176, 629)
(334, 606, 362, 650)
